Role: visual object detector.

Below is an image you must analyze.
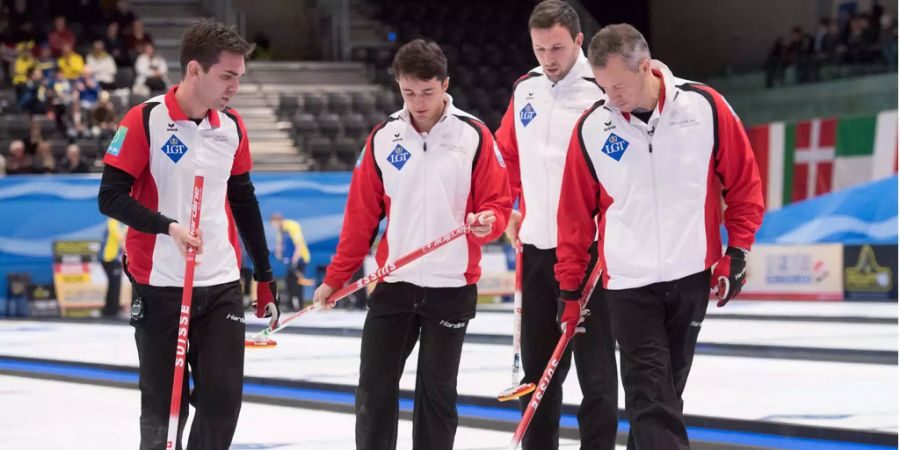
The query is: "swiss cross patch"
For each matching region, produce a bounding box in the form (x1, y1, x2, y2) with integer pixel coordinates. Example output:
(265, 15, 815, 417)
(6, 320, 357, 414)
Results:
(161, 134, 189, 163)
(601, 133, 629, 161)
(387, 144, 411, 170)
(519, 103, 537, 127)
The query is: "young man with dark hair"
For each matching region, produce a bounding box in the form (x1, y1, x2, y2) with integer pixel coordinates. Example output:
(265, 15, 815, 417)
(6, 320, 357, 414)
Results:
(97, 21, 278, 450)
(312, 38, 512, 450)
(495, 1, 619, 448)
(557, 23, 764, 449)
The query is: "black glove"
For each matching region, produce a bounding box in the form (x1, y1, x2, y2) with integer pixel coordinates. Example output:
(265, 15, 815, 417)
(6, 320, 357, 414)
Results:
(711, 246, 747, 307)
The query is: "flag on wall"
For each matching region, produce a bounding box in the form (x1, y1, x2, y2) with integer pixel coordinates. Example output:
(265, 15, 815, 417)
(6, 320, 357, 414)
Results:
(748, 110, 898, 210)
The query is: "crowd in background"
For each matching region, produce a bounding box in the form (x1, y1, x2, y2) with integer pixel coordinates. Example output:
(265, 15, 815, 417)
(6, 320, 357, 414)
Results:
(766, 2, 898, 87)
(0, 0, 167, 176)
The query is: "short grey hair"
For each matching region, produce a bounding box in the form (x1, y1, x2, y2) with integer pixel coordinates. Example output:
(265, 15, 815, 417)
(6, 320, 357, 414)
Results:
(587, 23, 651, 71)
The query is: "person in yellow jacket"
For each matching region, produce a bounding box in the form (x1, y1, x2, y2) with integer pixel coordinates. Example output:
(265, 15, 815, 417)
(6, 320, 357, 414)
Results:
(56, 42, 84, 81)
(100, 218, 125, 317)
(270, 213, 311, 309)
(13, 41, 36, 88)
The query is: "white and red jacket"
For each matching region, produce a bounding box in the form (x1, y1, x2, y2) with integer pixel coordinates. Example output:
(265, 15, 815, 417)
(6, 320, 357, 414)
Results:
(555, 61, 764, 292)
(495, 52, 604, 249)
(323, 95, 512, 289)
(103, 86, 251, 287)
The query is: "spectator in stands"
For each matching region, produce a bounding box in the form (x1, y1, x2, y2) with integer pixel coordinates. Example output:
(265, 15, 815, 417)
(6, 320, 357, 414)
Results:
(24, 118, 43, 155)
(764, 37, 787, 88)
(36, 44, 57, 80)
(18, 67, 48, 115)
(6, 140, 33, 174)
(846, 14, 878, 64)
(813, 18, 831, 54)
(48, 72, 75, 134)
(65, 93, 90, 139)
(0, 154, 6, 177)
(12, 41, 35, 98)
(86, 39, 117, 90)
(57, 143, 90, 174)
(75, 66, 100, 108)
(133, 42, 168, 96)
(787, 26, 815, 82)
(103, 21, 130, 68)
(123, 19, 153, 64)
(57, 41, 85, 81)
(91, 90, 117, 139)
(821, 20, 844, 62)
(32, 140, 56, 174)
(110, 0, 137, 31)
(48, 16, 76, 58)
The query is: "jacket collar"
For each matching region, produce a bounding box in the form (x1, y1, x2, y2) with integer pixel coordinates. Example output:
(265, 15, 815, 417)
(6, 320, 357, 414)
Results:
(164, 85, 221, 128)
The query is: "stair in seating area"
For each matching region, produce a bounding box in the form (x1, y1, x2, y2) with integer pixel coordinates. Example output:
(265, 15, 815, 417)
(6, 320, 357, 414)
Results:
(117, 1, 387, 172)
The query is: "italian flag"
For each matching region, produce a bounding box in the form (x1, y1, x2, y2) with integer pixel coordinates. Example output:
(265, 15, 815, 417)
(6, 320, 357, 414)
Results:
(748, 110, 898, 210)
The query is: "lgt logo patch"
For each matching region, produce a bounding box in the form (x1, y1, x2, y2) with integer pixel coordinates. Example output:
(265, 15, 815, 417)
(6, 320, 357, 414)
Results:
(519, 103, 537, 127)
(387, 144, 411, 170)
(161, 134, 189, 163)
(601, 133, 629, 161)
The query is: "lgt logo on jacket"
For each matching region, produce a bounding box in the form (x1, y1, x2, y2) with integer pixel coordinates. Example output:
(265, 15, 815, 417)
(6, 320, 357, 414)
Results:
(519, 103, 537, 127)
(161, 135, 189, 163)
(601, 133, 629, 161)
(387, 144, 411, 170)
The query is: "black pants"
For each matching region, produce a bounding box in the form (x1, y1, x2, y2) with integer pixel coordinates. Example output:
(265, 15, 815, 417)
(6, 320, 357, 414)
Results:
(101, 260, 122, 316)
(356, 281, 476, 450)
(519, 244, 619, 450)
(130, 280, 245, 450)
(285, 261, 306, 309)
(606, 270, 710, 450)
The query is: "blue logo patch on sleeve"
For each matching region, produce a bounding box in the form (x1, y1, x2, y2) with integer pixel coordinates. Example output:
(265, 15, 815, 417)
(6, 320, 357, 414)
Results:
(387, 144, 411, 170)
(161, 134, 189, 163)
(106, 126, 128, 156)
(601, 133, 629, 161)
(519, 103, 537, 127)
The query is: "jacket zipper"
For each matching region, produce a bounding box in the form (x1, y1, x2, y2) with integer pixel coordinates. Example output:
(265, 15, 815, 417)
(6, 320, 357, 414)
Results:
(646, 125, 663, 281)
(421, 130, 428, 286)
(544, 83, 558, 244)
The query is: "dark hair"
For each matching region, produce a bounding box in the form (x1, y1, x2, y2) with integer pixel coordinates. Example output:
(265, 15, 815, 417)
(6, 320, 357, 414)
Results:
(528, 0, 581, 39)
(587, 23, 650, 70)
(391, 38, 448, 81)
(180, 20, 255, 75)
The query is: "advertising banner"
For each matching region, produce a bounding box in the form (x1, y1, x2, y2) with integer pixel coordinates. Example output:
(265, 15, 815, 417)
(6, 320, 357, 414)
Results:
(843, 244, 898, 301)
(52, 240, 107, 313)
(742, 244, 844, 300)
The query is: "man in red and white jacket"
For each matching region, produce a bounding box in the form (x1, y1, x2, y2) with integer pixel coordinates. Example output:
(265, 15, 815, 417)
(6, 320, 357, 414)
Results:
(97, 22, 277, 449)
(556, 24, 764, 449)
(312, 39, 511, 450)
(494, 2, 618, 449)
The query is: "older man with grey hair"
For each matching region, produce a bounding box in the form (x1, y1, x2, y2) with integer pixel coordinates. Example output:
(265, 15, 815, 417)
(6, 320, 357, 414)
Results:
(57, 144, 90, 174)
(6, 140, 33, 174)
(555, 24, 765, 450)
